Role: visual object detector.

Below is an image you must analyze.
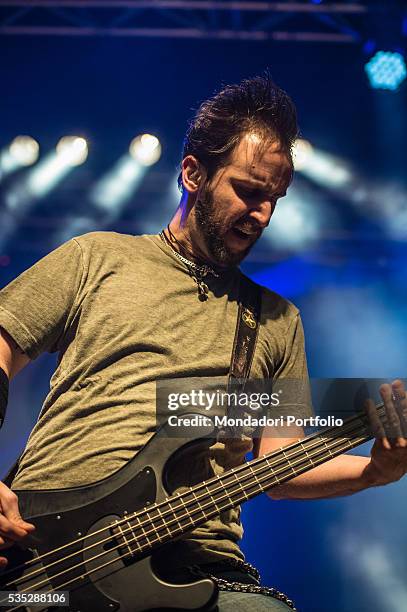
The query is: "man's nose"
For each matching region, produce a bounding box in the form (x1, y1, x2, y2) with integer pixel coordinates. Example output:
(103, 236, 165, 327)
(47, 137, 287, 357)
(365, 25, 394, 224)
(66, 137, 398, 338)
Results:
(247, 200, 274, 229)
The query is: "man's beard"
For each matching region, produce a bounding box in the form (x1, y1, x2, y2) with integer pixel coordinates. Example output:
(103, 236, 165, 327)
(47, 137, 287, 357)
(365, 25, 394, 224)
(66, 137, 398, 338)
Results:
(194, 184, 256, 267)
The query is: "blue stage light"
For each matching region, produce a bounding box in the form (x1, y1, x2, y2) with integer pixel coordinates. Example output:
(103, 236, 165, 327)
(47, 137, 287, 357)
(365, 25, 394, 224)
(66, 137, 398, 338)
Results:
(365, 51, 406, 91)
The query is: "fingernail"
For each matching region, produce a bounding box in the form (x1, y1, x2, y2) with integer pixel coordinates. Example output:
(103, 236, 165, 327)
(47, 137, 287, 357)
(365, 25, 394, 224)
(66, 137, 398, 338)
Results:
(24, 524, 35, 531)
(383, 438, 391, 450)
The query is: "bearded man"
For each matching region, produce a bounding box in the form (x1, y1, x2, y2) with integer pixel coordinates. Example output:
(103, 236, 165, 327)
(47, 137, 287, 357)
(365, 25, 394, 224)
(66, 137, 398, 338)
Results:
(0, 76, 406, 612)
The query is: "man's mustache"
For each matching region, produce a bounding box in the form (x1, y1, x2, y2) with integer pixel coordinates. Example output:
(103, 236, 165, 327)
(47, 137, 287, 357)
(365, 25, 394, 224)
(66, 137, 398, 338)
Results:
(232, 221, 262, 237)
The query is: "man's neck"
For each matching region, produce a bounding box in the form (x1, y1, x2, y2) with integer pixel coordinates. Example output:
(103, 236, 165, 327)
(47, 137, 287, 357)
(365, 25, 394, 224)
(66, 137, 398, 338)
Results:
(167, 209, 216, 267)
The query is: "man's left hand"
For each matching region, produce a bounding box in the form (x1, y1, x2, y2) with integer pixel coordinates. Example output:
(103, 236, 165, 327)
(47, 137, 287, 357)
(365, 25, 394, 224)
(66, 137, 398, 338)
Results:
(364, 379, 407, 486)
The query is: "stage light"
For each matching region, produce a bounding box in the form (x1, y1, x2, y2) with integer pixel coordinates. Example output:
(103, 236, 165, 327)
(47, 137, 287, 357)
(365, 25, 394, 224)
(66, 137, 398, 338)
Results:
(365, 51, 407, 91)
(4, 138, 89, 215)
(56, 136, 88, 166)
(293, 139, 314, 171)
(293, 140, 351, 188)
(0, 136, 39, 178)
(90, 156, 144, 212)
(129, 134, 161, 166)
(9, 136, 39, 166)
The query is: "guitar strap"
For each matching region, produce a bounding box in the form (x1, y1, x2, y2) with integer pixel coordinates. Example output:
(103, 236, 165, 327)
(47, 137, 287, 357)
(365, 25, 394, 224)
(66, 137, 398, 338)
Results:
(225, 276, 262, 437)
(228, 275, 262, 392)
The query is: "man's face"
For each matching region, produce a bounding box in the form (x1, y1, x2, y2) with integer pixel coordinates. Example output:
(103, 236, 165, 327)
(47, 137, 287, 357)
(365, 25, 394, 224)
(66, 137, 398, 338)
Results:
(194, 133, 293, 266)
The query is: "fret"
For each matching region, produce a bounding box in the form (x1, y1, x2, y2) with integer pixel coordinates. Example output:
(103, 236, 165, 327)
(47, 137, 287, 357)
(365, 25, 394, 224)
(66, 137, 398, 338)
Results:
(324, 441, 334, 459)
(191, 488, 207, 520)
(247, 463, 264, 493)
(176, 491, 195, 527)
(232, 470, 249, 501)
(123, 516, 139, 547)
(165, 497, 184, 532)
(303, 444, 315, 467)
(217, 474, 235, 506)
(133, 511, 154, 547)
(282, 449, 298, 477)
(154, 504, 173, 538)
(264, 457, 281, 486)
(167, 487, 195, 531)
(144, 509, 163, 544)
(205, 484, 221, 513)
(114, 519, 133, 557)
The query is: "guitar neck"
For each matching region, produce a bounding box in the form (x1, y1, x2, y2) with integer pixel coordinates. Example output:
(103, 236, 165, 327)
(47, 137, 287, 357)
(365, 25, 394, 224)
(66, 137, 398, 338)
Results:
(129, 405, 381, 551)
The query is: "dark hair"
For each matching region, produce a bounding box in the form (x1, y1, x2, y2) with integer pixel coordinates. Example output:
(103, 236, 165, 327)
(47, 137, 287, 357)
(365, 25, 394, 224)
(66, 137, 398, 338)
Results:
(178, 74, 298, 191)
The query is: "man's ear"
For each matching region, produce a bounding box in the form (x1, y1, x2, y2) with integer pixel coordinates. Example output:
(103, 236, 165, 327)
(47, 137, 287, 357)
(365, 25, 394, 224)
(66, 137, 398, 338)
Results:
(181, 155, 206, 193)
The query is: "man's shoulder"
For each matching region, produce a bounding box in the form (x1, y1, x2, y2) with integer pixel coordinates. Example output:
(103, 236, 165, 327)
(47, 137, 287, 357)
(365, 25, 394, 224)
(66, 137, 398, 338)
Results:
(72, 231, 155, 253)
(240, 272, 299, 326)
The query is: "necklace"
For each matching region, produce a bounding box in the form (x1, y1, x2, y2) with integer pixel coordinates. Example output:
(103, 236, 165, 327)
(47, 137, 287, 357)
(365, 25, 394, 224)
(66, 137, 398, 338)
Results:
(159, 228, 219, 302)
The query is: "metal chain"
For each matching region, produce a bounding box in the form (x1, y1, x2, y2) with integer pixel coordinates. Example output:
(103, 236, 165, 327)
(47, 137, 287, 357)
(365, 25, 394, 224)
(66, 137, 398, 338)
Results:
(188, 559, 297, 611)
(159, 230, 220, 278)
(159, 230, 220, 301)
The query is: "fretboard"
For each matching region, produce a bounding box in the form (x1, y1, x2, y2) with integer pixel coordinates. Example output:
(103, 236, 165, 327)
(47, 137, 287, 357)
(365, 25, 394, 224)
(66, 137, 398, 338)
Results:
(124, 405, 380, 555)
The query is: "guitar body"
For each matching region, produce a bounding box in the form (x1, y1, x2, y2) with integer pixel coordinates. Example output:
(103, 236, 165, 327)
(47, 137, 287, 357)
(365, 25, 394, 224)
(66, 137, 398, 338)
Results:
(1, 404, 373, 611)
(1, 419, 219, 612)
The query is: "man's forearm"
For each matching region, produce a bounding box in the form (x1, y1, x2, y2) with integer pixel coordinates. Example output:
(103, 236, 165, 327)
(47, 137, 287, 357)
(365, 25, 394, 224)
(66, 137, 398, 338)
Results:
(268, 453, 384, 500)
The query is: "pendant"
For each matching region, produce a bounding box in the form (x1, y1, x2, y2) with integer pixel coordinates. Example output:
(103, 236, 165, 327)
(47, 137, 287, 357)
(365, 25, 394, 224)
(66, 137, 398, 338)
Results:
(198, 280, 209, 301)
(189, 268, 210, 301)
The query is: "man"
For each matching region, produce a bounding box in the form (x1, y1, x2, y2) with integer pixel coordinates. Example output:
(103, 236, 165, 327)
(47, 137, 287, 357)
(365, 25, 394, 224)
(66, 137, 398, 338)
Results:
(0, 76, 406, 612)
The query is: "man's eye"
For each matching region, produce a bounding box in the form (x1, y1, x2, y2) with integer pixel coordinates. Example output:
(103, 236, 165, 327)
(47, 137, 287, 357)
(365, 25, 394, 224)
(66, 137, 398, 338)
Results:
(238, 187, 257, 198)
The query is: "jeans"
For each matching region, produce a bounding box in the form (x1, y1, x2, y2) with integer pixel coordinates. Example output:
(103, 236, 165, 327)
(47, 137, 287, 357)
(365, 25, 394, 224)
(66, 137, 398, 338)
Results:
(216, 591, 294, 611)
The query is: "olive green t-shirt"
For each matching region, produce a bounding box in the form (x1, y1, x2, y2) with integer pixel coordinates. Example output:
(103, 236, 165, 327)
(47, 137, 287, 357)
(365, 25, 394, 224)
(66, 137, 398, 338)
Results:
(0, 231, 309, 566)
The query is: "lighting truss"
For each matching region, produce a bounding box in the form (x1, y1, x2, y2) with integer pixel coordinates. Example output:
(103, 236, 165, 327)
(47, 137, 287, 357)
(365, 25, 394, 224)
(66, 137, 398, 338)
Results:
(0, 1, 378, 42)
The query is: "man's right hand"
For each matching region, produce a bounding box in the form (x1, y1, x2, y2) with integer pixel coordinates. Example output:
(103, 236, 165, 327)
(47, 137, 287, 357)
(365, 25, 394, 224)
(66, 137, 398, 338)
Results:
(0, 481, 35, 568)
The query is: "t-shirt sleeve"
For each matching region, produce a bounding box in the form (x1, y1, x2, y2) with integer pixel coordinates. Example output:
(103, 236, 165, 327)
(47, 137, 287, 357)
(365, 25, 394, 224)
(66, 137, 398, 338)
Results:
(0, 239, 84, 359)
(274, 313, 313, 418)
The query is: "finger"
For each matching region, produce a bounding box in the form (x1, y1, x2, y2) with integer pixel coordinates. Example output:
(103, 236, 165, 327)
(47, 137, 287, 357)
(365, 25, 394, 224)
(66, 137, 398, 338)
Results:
(380, 384, 405, 447)
(0, 484, 35, 531)
(0, 557, 7, 569)
(0, 514, 30, 543)
(364, 398, 390, 449)
(392, 379, 407, 441)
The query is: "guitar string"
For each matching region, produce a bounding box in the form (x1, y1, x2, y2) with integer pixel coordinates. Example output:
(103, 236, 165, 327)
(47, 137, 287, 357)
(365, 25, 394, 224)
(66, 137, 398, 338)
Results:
(0, 406, 378, 583)
(2, 410, 371, 587)
(3, 430, 370, 612)
(2, 428, 369, 609)
(1, 417, 373, 603)
(1, 409, 377, 591)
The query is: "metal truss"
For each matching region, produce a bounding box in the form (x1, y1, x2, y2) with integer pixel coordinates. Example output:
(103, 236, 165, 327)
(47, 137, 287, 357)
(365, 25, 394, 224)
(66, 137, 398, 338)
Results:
(0, 1, 381, 43)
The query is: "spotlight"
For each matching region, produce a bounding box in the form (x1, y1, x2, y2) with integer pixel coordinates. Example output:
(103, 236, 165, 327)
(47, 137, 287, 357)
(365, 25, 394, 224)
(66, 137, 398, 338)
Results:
(9, 136, 39, 167)
(129, 134, 161, 166)
(0, 136, 39, 178)
(90, 157, 143, 212)
(5, 137, 88, 212)
(365, 51, 407, 91)
(56, 136, 88, 166)
(293, 139, 314, 171)
(293, 140, 351, 188)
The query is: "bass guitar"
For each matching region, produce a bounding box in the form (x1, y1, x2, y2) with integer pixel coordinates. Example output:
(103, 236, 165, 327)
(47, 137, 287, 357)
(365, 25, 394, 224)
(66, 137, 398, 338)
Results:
(0, 405, 380, 611)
